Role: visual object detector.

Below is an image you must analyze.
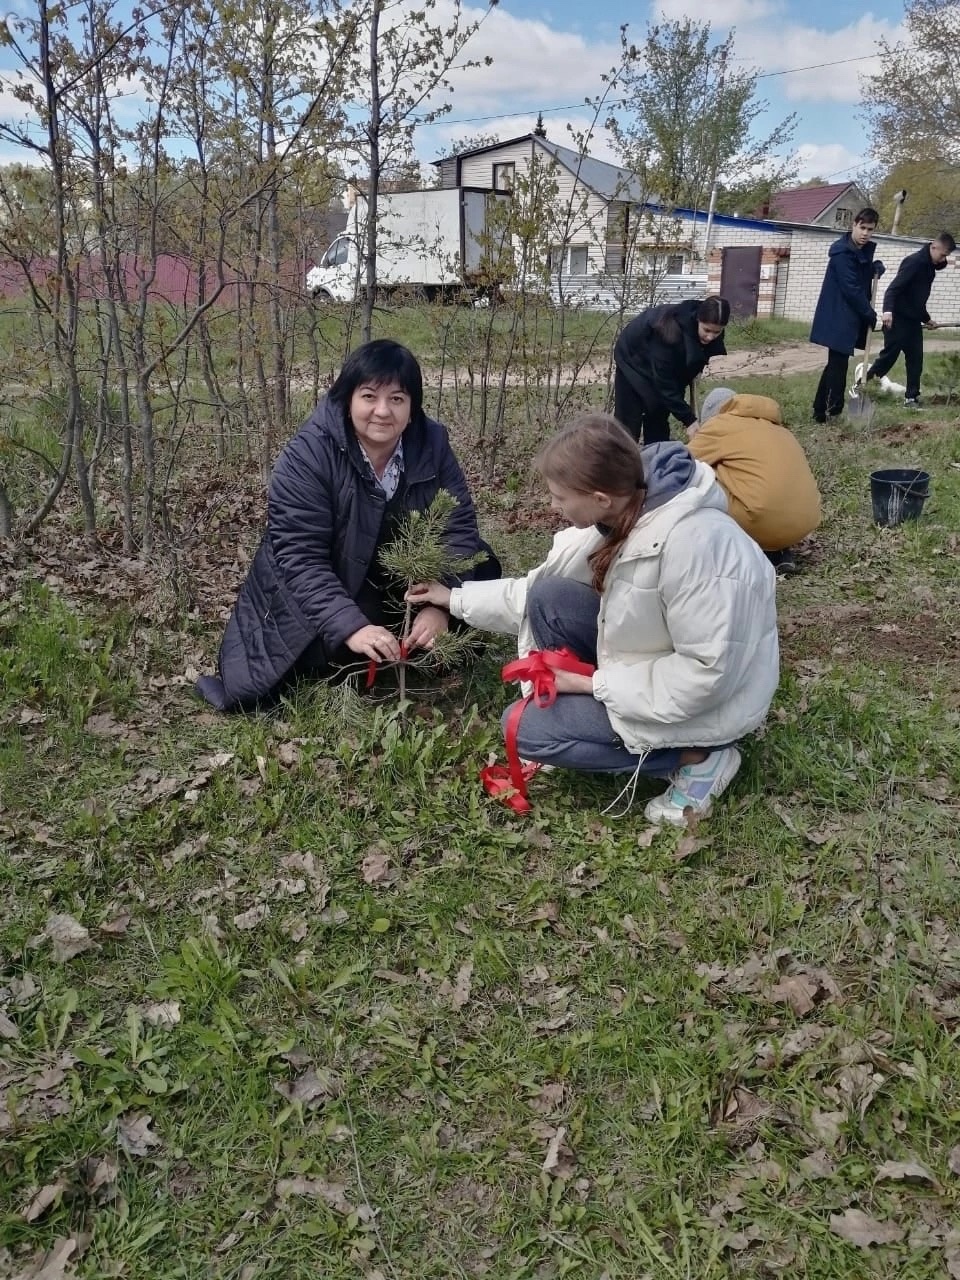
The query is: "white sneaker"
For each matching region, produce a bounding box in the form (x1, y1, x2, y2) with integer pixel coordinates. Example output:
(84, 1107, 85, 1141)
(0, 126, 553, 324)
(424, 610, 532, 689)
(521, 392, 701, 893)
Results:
(644, 746, 742, 827)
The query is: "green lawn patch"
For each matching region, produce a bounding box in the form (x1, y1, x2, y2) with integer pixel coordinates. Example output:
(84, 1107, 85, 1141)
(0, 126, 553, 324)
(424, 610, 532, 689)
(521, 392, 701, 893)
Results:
(2, 381, 960, 1278)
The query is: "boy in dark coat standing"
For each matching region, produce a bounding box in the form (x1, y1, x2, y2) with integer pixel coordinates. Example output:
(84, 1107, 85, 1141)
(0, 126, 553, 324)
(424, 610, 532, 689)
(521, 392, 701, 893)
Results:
(864, 231, 956, 407)
(809, 207, 884, 423)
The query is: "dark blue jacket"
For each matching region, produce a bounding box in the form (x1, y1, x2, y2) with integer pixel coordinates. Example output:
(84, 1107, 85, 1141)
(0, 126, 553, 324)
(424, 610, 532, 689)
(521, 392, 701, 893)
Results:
(198, 396, 485, 710)
(810, 234, 883, 355)
(882, 245, 945, 323)
(615, 299, 727, 427)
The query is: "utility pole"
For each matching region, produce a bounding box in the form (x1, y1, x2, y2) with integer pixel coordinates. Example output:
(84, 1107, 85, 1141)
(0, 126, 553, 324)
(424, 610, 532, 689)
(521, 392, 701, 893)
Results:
(702, 49, 728, 265)
(890, 188, 907, 235)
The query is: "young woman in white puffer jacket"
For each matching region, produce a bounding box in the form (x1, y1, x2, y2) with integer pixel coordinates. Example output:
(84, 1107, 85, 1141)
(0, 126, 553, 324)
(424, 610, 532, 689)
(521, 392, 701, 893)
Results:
(407, 413, 779, 825)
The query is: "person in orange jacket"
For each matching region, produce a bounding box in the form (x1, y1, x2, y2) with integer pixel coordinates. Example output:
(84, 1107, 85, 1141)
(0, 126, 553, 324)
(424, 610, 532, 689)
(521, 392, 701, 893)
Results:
(686, 387, 821, 575)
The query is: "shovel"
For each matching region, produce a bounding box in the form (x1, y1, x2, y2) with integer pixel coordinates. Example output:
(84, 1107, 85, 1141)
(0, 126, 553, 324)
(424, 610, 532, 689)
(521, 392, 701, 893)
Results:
(847, 276, 881, 423)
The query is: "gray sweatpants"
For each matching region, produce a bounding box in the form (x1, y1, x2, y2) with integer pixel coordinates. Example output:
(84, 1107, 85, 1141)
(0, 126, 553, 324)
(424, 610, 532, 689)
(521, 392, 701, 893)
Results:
(502, 577, 686, 776)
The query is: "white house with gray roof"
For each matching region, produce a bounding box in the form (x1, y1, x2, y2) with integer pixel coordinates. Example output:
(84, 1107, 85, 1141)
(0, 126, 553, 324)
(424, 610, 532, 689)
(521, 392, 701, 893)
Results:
(431, 134, 960, 318)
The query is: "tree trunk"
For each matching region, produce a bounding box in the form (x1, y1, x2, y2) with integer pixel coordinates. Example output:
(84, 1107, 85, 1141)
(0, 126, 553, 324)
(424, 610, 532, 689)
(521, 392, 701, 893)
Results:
(362, 0, 382, 345)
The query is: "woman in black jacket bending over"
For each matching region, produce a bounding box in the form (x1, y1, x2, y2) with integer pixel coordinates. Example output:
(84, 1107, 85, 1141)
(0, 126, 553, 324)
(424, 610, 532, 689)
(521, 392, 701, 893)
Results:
(614, 295, 730, 444)
(197, 340, 499, 712)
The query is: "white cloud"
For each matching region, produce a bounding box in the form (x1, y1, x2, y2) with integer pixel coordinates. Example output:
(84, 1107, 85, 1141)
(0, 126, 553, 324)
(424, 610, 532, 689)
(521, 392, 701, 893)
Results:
(738, 16, 907, 104)
(643, 0, 906, 104)
(793, 141, 864, 182)
(653, 0, 781, 24)
(418, 0, 623, 110)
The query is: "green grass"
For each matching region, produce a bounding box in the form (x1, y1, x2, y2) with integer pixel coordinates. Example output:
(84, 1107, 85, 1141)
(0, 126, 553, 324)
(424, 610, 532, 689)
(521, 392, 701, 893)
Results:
(2, 379, 960, 1278)
(725, 316, 811, 347)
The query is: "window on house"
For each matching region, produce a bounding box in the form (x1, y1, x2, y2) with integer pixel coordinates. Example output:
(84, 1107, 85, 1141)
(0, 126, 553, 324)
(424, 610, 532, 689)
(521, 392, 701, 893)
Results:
(549, 244, 589, 274)
(835, 207, 852, 228)
(492, 162, 515, 192)
(666, 254, 684, 274)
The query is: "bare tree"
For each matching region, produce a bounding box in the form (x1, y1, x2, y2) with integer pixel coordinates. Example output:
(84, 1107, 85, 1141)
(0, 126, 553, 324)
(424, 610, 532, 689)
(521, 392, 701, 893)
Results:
(338, 0, 498, 342)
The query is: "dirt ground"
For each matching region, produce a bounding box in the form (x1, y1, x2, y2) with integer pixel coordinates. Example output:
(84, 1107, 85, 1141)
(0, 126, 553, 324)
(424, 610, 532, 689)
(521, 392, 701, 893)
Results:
(707, 337, 960, 380)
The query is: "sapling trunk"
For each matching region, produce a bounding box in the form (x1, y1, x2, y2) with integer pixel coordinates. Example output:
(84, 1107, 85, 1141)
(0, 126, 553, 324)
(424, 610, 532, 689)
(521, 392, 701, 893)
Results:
(377, 489, 487, 706)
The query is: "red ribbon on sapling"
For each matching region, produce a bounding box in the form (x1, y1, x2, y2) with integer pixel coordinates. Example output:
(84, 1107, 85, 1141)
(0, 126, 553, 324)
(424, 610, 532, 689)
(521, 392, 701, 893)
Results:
(365, 642, 409, 689)
(480, 647, 595, 814)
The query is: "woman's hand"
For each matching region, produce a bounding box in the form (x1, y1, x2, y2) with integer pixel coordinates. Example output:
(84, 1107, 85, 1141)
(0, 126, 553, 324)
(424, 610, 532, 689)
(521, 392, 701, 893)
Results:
(345, 624, 402, 663)
(406, 580, 452, 610)
(686, 419, 700, 439)
(552, 669, 595, 695)
(405, 605, 449, 652)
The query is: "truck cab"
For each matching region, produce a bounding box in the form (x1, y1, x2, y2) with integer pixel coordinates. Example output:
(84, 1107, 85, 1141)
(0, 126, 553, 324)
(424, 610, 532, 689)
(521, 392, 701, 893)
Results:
(306, 235, 358, 302)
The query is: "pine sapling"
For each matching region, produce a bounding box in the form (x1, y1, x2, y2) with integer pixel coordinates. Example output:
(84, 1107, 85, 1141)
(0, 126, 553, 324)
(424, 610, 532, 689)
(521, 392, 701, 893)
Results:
(378, 489, 486, 702)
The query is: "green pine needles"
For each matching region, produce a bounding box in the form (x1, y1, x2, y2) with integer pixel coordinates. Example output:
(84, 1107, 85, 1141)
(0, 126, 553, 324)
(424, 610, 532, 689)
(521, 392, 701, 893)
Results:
(378, 490, 487, 696)
(378, 490, 486, 586)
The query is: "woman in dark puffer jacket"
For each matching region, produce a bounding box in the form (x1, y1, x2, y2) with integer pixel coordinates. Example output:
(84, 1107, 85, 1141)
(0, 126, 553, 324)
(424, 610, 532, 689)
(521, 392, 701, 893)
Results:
(197, 340, 498, 711)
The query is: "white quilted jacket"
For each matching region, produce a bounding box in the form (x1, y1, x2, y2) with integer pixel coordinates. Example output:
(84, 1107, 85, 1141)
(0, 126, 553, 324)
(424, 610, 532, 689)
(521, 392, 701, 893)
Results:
(450, 460, 779, 753)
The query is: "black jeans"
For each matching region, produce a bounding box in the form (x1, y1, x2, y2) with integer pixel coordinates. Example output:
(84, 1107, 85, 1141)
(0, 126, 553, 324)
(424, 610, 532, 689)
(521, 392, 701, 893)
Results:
(614, 368, 672, 444)
(868, 318, 924, 399)
(812, 349, 850, 420)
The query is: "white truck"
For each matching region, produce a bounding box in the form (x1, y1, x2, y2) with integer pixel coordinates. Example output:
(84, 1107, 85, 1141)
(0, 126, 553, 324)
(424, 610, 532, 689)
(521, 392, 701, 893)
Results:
(306, 187, 509, 303)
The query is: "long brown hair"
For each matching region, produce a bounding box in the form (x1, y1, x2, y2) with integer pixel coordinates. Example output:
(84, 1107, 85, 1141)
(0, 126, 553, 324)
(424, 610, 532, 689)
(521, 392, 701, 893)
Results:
(534, 413, 646, 592)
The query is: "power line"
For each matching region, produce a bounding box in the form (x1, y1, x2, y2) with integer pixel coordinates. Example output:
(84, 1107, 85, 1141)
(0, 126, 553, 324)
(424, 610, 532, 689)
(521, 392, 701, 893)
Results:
(416, 52, 883, 128)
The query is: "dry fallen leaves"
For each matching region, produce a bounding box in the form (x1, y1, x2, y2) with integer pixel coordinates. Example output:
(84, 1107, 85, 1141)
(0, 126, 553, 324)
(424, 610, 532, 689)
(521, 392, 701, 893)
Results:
(767, 973, 821, 1017)
(717, 1086, 771, 1129)
(448, 960, 474, 1010)
(10, 1235, 87, 1280)
(98, 911, 132, 936)
(874, 1158, 938, 1188)
(767, 967, 840, 1017)
(540, 1124, 576, 1179)
(117, 1113, 162, 1157)
(274, 1067, 340, 1108)
(529, 1082, 566, 1116)
(829, 1208, 904, 1249)
(275, 1177, 369, 1218)
(361, 850, 391, 885)
(140, 1001, 181, 1029)
(673, 833, 711, 864)
(754, 1024, 828, 1070)
(81, 1154, 119, 1197)
(0, 1008, 20, 1039)
(42, 914, 94, 963)
(233, 904, 270, 931)
(808, 1107, 847, 1149)
(21, 1180, 66, 1222)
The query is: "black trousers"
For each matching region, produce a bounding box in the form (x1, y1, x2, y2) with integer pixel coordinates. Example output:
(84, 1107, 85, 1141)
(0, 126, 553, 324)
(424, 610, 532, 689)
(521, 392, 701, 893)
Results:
(867, 318, 924, 399)
(812, 349, 850, 420)
(614, 368, 672, 444)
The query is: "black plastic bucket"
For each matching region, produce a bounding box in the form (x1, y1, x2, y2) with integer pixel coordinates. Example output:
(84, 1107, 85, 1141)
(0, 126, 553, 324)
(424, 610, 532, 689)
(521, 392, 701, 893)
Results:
(869, 468, 930, 527)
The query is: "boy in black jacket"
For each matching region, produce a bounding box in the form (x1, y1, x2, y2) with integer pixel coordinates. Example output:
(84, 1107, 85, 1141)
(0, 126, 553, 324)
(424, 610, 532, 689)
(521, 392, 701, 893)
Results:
(865, 231, 956, 407)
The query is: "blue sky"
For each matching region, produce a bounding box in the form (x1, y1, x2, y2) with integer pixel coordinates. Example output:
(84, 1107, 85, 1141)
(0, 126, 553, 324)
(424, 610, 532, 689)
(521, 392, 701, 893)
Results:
(424, 0, 909, 187)
(1, 0, 909, 191)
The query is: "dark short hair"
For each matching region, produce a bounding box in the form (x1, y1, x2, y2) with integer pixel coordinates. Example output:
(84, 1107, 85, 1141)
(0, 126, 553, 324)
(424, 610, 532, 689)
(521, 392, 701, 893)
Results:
(854, 207, 880, 226)
(329, 339, 424, 421)
(697, 295, 731, 327)
(936, 231, 957, 253)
